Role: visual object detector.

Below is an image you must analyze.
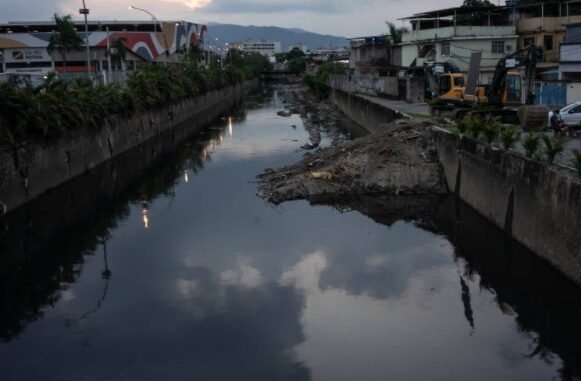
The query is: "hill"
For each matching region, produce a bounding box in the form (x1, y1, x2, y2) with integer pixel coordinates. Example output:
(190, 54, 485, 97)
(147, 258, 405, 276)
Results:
(205, 23, 348, 52)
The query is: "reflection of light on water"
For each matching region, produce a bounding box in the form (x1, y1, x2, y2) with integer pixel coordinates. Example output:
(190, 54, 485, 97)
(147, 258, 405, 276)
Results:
(184, 170, 189, 183)
(228, 116, 233, 136)
(141, 201, 149, 229)
(219, 134, 224, 143)
(202, 148, 208, 159)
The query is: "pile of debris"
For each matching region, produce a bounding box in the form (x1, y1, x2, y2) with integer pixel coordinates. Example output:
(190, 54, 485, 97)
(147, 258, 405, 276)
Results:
(275, 84, 367, 150)
(258, 119, 447, 204)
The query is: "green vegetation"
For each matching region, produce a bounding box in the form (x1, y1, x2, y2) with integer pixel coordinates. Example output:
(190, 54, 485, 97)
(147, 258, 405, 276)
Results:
(110, 37, 129, 71)
(480, 119, 501, 144)
(274, 47, 307, 74)
(407, 112, 431, 120)
(541, 134, 565, 164)
(304, 61, 346, 99)
(523, 133, 541, 159)
(0, 50, 270, 145)
(457, 116, 520, 149)
(287, 48, 307, 74)
(462, 0, 493, 6)
(385, 22, 409, 44)
(499, 125, 520, 150)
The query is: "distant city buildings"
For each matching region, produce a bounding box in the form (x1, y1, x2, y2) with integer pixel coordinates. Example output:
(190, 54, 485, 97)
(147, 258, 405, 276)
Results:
(233, 39, 281, 57)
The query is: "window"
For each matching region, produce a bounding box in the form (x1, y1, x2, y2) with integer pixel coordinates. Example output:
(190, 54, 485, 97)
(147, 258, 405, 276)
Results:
(492, 41, 505, 54)
(523, 37, 535, 47)
(439, 76, 451, 95)
(441, 42, 450, 57)
(506, 75, 522, 102)
(454, 76, 465, 87)
(544, 35, 554, 51)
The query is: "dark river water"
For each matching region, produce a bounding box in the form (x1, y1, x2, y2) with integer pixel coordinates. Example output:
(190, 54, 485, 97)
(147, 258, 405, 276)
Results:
(1, 87, 581, 381)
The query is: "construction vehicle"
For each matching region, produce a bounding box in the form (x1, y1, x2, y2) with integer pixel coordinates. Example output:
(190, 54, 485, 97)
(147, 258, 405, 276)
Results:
(427, 45, 548, 130)
(424, 61, 465, 105)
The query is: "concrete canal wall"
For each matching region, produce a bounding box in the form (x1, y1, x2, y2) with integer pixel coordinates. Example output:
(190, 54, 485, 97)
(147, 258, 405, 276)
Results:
(330, 88, 403, 134)
(331, 88, 581, 285)
(0, 79, 259, 213)
(435, 130, 581, 285)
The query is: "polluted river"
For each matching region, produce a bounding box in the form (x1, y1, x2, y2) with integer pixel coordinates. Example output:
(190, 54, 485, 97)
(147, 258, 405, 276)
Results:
(1, 86, 581, 381)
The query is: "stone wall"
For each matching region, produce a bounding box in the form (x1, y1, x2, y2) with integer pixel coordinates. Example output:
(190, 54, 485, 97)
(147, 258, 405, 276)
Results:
(435, 128, 581, 285)
(0, 79, 259, 213)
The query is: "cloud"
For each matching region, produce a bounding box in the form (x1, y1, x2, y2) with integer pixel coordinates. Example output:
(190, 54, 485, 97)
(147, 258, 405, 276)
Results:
(197, 0, 366, 14)
(160, 0, 213, 9)
(0, 0, 463, 38)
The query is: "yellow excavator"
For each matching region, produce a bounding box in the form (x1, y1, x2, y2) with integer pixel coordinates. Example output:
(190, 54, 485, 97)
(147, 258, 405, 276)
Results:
(426, 45, 548, 130)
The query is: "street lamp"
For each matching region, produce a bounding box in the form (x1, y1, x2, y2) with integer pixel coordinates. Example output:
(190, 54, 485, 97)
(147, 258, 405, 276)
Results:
(79, 1, 91, 77)
(129, 5, 169, 66)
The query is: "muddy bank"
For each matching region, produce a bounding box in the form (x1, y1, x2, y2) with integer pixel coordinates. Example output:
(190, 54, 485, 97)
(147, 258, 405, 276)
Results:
(258, 119, 446, 204)
(275, 83, 368, 149)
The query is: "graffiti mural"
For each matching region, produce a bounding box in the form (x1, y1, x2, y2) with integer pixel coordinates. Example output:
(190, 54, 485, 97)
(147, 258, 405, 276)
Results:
(0, 21, 207, 63)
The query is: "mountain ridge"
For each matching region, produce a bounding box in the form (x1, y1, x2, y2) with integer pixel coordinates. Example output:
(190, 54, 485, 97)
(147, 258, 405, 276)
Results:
(204, 23, 348, 52)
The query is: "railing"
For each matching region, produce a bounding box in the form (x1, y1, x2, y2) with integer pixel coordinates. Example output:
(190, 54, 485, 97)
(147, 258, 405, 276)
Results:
(402, 25, 516, 43)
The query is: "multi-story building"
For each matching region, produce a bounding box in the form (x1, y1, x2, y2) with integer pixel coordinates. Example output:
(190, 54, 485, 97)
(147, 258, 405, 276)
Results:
(559, 22, 581, 81)
(0, 20, 207, 82)
(399, 5, 518, 77)
(516, 2, 581, 63)
(239, 40, 281, 57)
(349, 35, 390, 72)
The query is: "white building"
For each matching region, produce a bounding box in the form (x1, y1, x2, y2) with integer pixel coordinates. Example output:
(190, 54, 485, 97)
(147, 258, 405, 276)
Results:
(240, 40, 281, 57)
(399, 5, 518, 78)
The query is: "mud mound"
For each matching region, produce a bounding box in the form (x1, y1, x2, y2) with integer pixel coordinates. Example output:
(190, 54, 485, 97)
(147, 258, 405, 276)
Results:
(258, 120, 447, 204)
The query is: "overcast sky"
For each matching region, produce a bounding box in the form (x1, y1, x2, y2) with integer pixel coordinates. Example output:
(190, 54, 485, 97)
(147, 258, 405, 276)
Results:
(1, 0, 467, 36)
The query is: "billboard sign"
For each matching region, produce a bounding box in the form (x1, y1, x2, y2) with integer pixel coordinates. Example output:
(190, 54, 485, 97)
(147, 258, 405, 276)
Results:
(5, 48, 52, 63)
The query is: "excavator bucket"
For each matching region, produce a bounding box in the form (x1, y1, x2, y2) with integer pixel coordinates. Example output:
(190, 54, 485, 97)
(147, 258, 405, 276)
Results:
(518, 105, 549, 131)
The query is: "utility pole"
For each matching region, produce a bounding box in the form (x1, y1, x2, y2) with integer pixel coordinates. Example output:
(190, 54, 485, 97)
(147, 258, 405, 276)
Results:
(106, 26, 112, 84)
(80, 1, 91, 78)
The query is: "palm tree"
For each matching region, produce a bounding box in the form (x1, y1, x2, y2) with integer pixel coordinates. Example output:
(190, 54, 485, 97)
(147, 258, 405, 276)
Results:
(47, 14, 83, 70)
(385, 21, 410, 44)
(110, 37, 129, 71)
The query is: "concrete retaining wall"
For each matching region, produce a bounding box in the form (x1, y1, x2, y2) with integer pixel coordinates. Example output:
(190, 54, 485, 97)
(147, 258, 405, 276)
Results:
(330, 88, 403, 134)
(330, 87, 581, 285)
(0, 79, 259, 213)
(435, 129, 581, 285)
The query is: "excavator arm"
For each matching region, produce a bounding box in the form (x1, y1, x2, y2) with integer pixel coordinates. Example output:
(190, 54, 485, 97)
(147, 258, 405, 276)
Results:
(487, 44, 547, 130)
(487, 44, 542, 105)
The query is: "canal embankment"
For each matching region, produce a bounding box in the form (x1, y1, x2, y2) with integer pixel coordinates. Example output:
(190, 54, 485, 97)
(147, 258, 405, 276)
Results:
(326, 87, 581, 285)
(0, 79, 259, 214)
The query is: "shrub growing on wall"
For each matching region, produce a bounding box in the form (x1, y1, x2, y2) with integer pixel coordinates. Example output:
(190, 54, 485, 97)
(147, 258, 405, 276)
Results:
(0, 53, 269, 145)
(305, 61, 346, 99)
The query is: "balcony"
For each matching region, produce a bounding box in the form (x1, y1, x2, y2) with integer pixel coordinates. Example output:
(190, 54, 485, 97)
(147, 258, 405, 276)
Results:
(402, 25, 516, 43)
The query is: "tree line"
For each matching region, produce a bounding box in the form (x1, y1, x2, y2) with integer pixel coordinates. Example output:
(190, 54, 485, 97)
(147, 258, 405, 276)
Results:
(0, 14, 270, 147)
